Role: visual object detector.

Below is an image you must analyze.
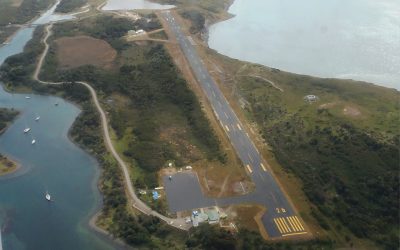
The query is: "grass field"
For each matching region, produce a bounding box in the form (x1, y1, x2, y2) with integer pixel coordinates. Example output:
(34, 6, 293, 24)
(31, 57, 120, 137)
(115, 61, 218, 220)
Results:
(55, 36, 116, 69)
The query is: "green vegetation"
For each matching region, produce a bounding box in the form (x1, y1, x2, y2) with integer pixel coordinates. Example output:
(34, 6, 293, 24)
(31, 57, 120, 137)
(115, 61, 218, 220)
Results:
(215, 59, 399, 249)
(55, 0, 86, 13)
(40, 15, 225, 189)
(0, 108, 19, 175)
(180, 9, 205, 34)
(0, 0, 54, 25)
(0, 107, 18, 132)
(0, 0, 55, 43)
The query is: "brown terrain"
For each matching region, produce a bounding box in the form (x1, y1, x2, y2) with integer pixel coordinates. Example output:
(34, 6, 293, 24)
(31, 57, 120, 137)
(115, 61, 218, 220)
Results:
(55, 36, 116, 69)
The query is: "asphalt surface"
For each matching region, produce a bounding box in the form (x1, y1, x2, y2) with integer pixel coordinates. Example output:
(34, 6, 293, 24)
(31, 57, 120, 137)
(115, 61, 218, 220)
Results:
(161, 11, 308, 238)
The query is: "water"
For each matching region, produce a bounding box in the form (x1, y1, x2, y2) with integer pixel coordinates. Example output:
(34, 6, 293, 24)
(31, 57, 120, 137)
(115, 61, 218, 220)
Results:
(208, 0, 400, 90)
(102, 0, 174, 10)
(0, 2, 115, 250)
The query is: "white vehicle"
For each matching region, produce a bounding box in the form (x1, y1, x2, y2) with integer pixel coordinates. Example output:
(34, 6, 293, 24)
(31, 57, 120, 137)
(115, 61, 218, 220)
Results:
(31, 139, 36, 145)
(23, 128, 31, 133)
(25, 96, 31, 99)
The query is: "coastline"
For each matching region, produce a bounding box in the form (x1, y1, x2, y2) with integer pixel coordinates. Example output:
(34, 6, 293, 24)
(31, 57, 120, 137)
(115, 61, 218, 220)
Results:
(0, 0, 58, 47)
(0, 154, 21, 177)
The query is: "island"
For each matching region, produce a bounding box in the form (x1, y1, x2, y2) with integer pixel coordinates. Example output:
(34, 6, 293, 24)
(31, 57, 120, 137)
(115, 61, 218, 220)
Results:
(0, 108, 19, 176)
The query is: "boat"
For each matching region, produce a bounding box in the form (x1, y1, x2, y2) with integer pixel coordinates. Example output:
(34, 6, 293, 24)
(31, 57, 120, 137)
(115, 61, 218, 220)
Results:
(54, 102, 59, 106)
(45, 191, 51, 201)
(31, 139, 36, 144)
(35, 116, 40, 121)
(25, 96, 31, 99)
(23, 128, 31, 133)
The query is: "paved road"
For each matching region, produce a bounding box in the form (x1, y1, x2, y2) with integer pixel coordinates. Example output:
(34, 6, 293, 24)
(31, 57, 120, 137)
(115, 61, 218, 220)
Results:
(34, 24, 190, 231)
(161, 11, 308, 239)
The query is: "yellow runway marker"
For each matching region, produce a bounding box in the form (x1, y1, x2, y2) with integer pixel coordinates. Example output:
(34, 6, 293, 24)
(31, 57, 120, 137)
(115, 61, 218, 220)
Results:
(292, 216, 305, 230)
(225, 125, 230, 132)
(278, 218, 291, 233)
(246, 164, 253, 173)
(237, 123, 242, 130)
(282, 232, 308, 237)
(275, 218, 288, 233)
(260, 163, 267, 171)
(287, 216, 301, 231)
(273, 218, 284, 234)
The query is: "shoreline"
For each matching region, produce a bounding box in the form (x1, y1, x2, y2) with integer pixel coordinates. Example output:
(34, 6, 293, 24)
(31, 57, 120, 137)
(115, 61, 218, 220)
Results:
(203, 0, 399, 91)
(0, 154, 21, 177)
(0, 0, 58, 47)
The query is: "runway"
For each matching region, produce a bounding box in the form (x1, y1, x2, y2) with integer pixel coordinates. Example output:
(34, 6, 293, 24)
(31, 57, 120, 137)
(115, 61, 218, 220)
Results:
(160, 11, 308, 238)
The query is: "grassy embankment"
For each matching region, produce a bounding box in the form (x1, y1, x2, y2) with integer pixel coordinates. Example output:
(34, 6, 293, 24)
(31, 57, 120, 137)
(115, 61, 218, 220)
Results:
(202, 47, 400, 249)
(0, 0, 55, 44)
(55, 0, 87, 13)
(0, 108, 19, 175)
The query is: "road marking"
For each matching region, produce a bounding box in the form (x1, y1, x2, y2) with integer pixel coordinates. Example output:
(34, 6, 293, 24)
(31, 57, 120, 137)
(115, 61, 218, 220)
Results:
(282, 232, 308, 237)
(212, 91, 216, 97)
(292, 216, 305, 230)
(260, 163, 267, 171)
(273, 218, 284, 234)
(287, 216, 301, 231)
(224, 112, 228, 118)
(237, 123, 242, 130)
(246, 164, 252, 173)
(275, 218, 288, 233)
(278, 218, 291, 233)
(225, 125, 230, 132)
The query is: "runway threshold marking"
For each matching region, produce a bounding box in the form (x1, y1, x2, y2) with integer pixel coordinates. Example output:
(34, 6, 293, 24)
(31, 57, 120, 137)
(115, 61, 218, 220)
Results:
(246, 164, 253, 173)
(273, 216, 306, 235)
(282, 232, 308, 237)
(260, 163, 267, 171)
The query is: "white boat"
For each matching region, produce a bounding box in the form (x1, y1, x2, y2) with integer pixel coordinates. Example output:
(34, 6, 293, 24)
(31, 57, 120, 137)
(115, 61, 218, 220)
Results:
(45, 191, 51, 201)
(31, 139, 36, 144)
(25, 96, 31, 99)
(35, 116, 40, 121)
(23, 128, 31, 133)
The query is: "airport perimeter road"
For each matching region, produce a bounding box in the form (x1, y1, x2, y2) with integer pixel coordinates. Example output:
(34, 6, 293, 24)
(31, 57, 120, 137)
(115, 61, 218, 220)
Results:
(161, 11, 308, 239)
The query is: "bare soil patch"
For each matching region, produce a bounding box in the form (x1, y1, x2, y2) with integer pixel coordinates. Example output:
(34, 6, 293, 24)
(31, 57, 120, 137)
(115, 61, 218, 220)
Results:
(55, 36, 116, 69)
(343, 106, 361, 117)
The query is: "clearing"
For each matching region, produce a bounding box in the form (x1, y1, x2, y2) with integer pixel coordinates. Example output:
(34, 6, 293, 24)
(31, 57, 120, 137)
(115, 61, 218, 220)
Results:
(55, 36, 116, 69)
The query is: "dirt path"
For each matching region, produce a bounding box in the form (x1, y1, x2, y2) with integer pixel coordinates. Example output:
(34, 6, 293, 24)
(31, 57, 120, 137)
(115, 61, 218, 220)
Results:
(33, 24, 189, 231)
(237, 74, 284, 92)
